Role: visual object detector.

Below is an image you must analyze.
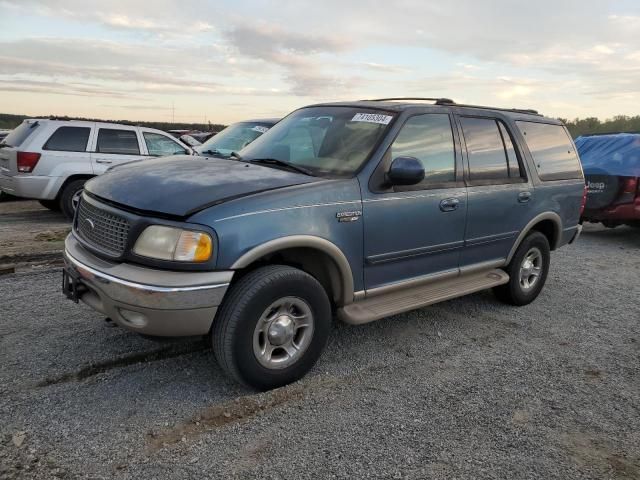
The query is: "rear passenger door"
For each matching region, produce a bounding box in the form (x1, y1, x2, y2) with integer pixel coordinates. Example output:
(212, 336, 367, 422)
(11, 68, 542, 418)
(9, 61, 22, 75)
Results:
(455, 115, 532, 269)
(40, 125, 93, 178)
(90, 126, 144, 174)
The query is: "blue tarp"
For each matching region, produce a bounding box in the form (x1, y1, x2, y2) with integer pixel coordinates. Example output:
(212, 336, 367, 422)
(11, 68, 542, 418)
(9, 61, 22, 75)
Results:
(575, 133, 640, 177)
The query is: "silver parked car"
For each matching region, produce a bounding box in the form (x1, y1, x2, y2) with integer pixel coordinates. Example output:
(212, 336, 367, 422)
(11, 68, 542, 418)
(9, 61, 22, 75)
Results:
(0, 119, 192, 218)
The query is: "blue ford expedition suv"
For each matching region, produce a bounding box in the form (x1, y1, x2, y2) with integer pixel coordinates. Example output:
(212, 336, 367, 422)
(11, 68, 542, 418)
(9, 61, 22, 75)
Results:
(62, 98, 586, 390)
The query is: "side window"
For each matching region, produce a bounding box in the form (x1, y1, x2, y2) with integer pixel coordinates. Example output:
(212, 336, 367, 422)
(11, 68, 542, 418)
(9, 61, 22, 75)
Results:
(516, 121, 582, 181)
(460, 117, 509, 182)
(43, 126, 90, 152)
(388, 114, 456, 187)
(96, 129, 140, 155)
(143, 132, 187, 156)
(498, 122, 522, 178)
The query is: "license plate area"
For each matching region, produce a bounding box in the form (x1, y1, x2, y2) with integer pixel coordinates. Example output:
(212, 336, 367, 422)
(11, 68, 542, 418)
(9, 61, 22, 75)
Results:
(62, 267, 87, 303)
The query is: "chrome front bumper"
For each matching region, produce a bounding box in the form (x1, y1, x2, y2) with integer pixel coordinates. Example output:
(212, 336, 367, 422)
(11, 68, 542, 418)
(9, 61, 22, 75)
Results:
(63, 234, 233, 336)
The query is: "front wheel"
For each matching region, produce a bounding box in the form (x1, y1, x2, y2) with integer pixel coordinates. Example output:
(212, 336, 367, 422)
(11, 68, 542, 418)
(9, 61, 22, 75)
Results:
(493, 231, 550, 306)
(212, 265, 331, 390)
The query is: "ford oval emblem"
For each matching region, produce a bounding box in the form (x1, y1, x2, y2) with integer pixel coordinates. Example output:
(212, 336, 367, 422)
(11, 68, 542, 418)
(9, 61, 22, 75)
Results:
(85, 218, 95, 230)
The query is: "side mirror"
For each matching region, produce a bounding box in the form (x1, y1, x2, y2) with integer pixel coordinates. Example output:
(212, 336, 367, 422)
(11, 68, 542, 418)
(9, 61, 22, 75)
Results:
(386, 156, 425, 186)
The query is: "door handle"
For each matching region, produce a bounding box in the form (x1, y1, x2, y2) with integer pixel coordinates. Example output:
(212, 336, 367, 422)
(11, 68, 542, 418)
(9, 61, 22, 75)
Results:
(95, 159, 113, 164)
(518, 191, 532, 203)
(439, 197, 460, 212)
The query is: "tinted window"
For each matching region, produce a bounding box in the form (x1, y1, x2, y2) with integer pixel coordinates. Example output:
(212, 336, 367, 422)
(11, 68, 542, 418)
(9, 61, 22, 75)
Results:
(96, 129, 140, 155)
(44, 126, 90, 152)
(461, 117, 509, 182)
(2, 121, 39, 147)
(516, 121, 582, 181)
(498, 122, 523, 178)
(389, 114, 456, 186)
(143, 132, 187, 156)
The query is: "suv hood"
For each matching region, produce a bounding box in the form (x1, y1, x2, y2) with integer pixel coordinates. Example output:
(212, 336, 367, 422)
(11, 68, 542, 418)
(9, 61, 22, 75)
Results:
(85, 155, 319, 217)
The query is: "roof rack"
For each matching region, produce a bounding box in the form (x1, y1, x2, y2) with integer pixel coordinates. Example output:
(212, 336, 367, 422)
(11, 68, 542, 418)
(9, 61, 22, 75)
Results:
(365, 97, 454, 104)
(365, 97, 541, 116)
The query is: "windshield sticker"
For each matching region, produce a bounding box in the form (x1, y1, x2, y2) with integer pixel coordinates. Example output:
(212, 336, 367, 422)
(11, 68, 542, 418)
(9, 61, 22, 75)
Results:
(252, 126, 269, 133)
(351, 113, 393, 125)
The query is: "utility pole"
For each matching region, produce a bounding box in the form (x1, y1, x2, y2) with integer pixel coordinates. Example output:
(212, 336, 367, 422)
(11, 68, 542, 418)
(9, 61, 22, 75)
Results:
(172, 101, 175, 124)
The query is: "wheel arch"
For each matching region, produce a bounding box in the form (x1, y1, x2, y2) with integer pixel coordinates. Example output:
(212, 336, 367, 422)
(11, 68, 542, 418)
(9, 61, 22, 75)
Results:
(230, 236, 355, 306)
(56, 174, 95, 200)
(506, 212, 562, 264)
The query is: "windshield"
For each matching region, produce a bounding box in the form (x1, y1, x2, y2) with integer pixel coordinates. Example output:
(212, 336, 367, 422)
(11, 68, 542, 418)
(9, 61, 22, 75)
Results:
(197, 122, 272, 157)
(238, 107, 395, 177)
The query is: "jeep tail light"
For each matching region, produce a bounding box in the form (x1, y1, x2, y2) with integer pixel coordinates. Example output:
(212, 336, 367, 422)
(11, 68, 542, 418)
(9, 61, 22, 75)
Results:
(17, 151, 41, 173)
(617, 177, 639, 204)
(579, 183, 588, 216)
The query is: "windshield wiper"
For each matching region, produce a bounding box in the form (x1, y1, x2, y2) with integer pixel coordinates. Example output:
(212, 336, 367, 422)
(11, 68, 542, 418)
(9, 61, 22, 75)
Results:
(230, 151, 243, 160)
(248, 158, 315, 176)
(200, 148, 228, 158)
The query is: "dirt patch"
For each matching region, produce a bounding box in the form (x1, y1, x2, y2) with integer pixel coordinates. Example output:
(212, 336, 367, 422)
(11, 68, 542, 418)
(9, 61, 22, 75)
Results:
(34, 229, 70, 242)
(147, 376, 342, 451)
(564, 432, 640, 479)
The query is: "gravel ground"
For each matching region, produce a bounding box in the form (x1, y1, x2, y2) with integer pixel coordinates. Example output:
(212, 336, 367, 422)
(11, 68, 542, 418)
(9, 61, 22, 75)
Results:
(0, 224, 639, 479)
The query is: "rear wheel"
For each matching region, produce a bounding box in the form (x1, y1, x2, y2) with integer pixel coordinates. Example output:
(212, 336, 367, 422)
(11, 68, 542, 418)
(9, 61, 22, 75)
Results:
(38, 199, 61, 211)
(494, 231, 550, 306)
(212, 265, 331, 390)
(59, 179, 87, 220)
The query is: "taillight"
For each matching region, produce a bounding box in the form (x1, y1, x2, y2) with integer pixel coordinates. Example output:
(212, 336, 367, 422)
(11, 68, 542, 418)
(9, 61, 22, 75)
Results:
(622, 177, 638, 194)
(17, 151, 41, 173)
(579, 183, 588, 216)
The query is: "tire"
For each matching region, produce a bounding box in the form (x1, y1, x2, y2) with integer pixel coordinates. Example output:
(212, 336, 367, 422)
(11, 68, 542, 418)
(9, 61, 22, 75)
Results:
(38, 199, 61, 211)
(493, 231, 550, 306)
(59, 179, 87, 220)
(212, 265, 331, 390)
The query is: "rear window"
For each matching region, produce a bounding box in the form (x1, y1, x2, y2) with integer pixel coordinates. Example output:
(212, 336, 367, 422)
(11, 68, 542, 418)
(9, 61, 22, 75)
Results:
(2, 121, 39, 147)
(516, 121, 582, 181)
(96, 129, 140, 155)
(43, 126, 90, 152)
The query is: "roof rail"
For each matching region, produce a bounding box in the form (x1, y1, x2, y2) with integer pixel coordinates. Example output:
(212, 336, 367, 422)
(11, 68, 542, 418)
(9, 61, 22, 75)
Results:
(365, 97, 541, 116)
(364, 97, 455, 104)
(435, 99, 541, 116)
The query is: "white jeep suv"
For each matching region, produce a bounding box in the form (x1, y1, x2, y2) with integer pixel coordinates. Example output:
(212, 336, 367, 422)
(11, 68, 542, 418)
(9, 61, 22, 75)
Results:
(0, 119, 191, 218)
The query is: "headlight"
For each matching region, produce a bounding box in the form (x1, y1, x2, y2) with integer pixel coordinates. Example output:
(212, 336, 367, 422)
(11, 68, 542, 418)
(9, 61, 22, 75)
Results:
(133, 226, 213, 262)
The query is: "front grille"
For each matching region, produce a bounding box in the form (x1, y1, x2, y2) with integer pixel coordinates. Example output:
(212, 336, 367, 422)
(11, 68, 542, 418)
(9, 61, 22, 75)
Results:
(76, 198, 130, 256)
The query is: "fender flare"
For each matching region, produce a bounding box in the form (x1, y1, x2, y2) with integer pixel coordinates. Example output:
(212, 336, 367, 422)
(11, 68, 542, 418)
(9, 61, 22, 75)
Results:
(505, 212, 562, 264)
(230, 235, 355, 305)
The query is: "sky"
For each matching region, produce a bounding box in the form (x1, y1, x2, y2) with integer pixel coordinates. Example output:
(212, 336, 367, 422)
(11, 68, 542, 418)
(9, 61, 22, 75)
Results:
(0, 0, 639, 125)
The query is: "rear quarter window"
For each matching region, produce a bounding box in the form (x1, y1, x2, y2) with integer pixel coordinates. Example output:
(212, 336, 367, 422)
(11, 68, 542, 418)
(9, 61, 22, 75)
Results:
(2, 121, 40, 147)
(43, 126, 90, 152)
(516, 121, 582, 181)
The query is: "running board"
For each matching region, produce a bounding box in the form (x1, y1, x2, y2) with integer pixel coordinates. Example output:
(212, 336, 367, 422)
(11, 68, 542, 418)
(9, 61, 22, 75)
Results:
(338, 269, 509, 325)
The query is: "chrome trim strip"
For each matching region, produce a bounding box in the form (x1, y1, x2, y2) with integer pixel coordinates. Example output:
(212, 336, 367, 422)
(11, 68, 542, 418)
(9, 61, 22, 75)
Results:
(365, 240, 464, 265)
(216, 200, 362, 222)
(464, 230, 518, 247)
(66, 252, 229, 293)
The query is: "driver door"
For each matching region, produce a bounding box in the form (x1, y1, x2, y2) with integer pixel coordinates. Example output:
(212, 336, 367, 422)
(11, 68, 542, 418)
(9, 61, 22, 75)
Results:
(362, 113, 467, 291)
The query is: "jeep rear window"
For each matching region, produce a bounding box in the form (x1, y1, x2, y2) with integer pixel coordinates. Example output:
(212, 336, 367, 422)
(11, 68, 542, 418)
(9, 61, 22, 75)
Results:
(238, 107, 395, 177)
(1, 121, 39, 147)
(516, 121, 582, 181)
(43, 126, 90, 152)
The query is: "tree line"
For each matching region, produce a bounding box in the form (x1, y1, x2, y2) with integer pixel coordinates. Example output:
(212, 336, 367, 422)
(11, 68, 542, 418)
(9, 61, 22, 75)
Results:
(0, 113, 226, 133)
(2, 112, 640, 139)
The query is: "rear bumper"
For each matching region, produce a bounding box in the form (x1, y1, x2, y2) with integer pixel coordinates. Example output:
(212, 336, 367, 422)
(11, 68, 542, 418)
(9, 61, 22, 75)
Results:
(583, 201, 640, 222)
(63, 234, 233, 336)
(0, 173, 58, 200)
